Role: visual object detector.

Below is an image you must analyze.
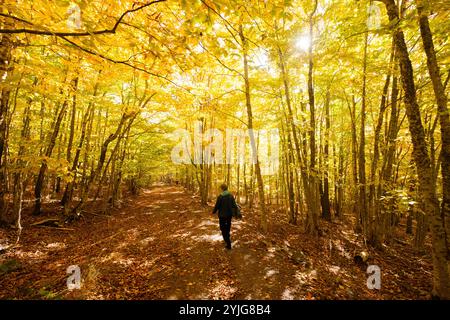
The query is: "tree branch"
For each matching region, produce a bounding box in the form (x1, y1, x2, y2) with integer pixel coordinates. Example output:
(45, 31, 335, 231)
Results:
(0, 0, 166, 36)
(199, 43, 244, 78)
(58, 36, 193, 94)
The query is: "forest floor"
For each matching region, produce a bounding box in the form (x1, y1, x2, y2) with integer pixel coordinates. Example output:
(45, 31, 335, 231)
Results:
(0, 185, 434, 300)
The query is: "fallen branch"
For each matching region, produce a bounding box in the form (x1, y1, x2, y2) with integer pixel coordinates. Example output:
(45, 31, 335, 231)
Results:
(30, 218, 61, 227)
(35, 225, 75, 231)
(84, 211, 112, 218)
(85, 230, 126, 249)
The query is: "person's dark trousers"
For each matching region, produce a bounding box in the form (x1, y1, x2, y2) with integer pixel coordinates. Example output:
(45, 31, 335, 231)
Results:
(219, 216, 232, 248)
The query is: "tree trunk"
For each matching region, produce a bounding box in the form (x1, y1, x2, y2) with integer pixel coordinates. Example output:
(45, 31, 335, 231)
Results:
(370, 41, 395, 245)
(66, 78, 78, 165)
(322, 89, 331, 221)
(306, 0, 320, 236)
(359, 29, 369, 241)
(281, 111, 296, 224)
(348, 95, 360, 231)
(379, 0, 450, 299)
(0, 15, 13, 224)
(33, 98, 69, 215)
(72, 112, 128, 215)
(12, 77, 34, 232)
(61, 78, 98, 210)
(239, 24, 267, 232)
(417, 0, 450, 258)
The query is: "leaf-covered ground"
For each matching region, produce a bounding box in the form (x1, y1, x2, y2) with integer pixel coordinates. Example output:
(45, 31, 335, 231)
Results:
(0, 186, 433, 300)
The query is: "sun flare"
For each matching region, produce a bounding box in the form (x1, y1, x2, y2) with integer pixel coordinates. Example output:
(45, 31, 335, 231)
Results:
(295, 35, 312, 52)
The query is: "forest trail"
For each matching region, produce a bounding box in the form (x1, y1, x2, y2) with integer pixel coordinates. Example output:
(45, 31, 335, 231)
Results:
(0, 186, 433, 300)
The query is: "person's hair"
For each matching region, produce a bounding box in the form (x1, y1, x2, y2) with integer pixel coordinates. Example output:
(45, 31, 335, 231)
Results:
(220, 183, 228, 191)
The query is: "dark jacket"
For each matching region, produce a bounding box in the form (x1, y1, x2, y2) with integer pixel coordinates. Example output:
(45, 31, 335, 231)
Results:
(213, 190, 238, 218)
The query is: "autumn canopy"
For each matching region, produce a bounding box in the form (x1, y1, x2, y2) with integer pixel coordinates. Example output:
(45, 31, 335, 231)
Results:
(0, 0, 449, 300)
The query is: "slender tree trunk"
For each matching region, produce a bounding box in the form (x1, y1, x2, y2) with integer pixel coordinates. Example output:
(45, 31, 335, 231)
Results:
(336, 144, 345, 218)
(370, 41, 395, 244)
(239, 24, 267, 232)
(62, 78, 98, 209)
(380, 57, 400, 243)
(282, 111, 296, 224)
(66, 78, 78, 165)
(277, 48, 307, 224)
(306, 0, 320, 236)
(348, 95, 360, 231)
(322, 89, 331, 221)
(0, 16, 13, 224)
(359, 29, 369, 241)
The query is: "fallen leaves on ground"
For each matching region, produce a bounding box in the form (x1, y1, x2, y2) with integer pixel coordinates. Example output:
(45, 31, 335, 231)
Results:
(0, 186, 433, 300)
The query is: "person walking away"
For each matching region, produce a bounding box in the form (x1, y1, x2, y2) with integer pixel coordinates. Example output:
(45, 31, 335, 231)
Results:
(212, 184, 238, 250)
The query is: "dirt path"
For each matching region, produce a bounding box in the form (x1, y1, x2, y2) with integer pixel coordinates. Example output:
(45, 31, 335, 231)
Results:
(0, 186, 433, 300)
